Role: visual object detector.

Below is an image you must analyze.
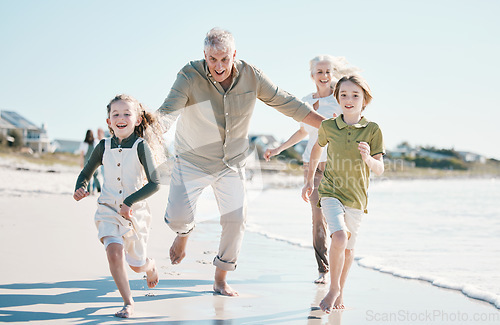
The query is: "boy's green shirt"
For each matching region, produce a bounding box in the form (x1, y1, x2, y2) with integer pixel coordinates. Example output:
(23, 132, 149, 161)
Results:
(317, 115, 385, 213)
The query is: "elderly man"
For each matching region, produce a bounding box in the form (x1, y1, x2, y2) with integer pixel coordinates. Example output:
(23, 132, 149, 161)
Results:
(158, 28, 324, 296)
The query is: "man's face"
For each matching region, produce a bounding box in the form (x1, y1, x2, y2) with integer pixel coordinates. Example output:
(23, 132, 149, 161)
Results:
(204, 47, 236, 83)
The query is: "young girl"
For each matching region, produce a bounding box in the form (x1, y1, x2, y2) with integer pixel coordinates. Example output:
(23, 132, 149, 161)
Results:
(264, 55, 359, 284)
(73, 94, 165, 318)
(302, 75, 385, 313)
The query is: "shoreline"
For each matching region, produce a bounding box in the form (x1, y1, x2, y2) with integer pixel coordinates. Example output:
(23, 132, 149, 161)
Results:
(0, 192, 498, 323)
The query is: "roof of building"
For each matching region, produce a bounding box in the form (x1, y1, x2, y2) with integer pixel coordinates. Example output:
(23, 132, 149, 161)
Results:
(0, 111, 40, 131)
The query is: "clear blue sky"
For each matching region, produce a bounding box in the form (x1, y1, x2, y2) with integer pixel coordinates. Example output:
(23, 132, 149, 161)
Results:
(1, 0, 499, 159)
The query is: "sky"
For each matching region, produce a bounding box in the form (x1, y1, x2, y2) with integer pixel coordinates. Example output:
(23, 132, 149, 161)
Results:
(1, 0, 499, 159)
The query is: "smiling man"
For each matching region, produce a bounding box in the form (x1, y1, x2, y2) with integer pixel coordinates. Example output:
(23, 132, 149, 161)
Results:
(157, 28, 325, 296)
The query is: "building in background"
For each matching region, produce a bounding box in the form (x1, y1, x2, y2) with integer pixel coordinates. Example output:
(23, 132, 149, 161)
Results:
(0, 110, 51, 153)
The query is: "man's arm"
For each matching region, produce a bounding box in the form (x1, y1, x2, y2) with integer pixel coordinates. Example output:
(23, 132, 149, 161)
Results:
(301, 110, 325, 129)
(157, 69, 190, 133)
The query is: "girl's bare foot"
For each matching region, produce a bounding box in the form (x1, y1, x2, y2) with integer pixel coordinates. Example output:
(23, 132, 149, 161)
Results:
(319, 289, 340, 314)
(146, 259, 159, 288)
(213, 281, 239, 296)
(115, 304, 134, 318)
(314, 272, 328, 284)
(169, 235, 188, 264)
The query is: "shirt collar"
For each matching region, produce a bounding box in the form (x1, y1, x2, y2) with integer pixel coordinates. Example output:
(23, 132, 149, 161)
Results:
(335, 115, 370, 129)
(111, 132, 138, 147)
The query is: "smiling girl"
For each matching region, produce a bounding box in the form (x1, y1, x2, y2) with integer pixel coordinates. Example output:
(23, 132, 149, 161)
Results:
(302, 75, 385, 313)
(73, 94, 165, 318)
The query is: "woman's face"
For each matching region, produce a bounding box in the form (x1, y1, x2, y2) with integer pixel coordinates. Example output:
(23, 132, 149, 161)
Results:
(312, 61, 334, 91)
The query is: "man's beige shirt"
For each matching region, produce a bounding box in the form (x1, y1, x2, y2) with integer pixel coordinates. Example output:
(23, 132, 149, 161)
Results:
(159, 59, 314, 173)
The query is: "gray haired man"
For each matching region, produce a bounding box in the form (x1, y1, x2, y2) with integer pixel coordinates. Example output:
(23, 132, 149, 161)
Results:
(158, 28, 325, 296)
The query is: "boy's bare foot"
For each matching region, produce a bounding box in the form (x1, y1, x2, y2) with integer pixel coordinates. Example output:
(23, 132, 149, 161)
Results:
(314, 272, 328, 284)
(169, 235, 188, 264)
(213, 280, 239, 296)
(115, 304, 134, 318)
(146, 259, 159, 288)
(333, 292, 345, 310)
(319, 289, 340, 314)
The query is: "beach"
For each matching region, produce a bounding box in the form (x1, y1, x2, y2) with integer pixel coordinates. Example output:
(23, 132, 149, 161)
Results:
(0, 157, 499, 324)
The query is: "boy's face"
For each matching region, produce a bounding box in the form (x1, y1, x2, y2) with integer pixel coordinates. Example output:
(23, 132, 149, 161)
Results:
(337, 80, 365, 116)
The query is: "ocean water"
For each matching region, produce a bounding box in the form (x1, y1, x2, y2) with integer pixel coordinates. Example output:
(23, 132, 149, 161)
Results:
(245, 177, 500, 309)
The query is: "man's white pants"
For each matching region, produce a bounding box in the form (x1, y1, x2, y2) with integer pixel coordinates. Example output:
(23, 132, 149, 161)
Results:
(165, 157, 247, 271)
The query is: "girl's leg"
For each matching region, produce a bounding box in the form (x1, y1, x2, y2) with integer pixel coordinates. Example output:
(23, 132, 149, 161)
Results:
(129, 258, 159, 289)
(106, 242, 134, 318)
(320, 230, 348, 313)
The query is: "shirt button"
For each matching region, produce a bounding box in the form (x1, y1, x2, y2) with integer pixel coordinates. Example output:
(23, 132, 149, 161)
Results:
(117, 177, 121, 181)
(213, 81, 216, 84)
(129, 222, 132, 226)
(117, 163, 120, 167)
(119, 149, 122, 152)
(347, 140, 351, 143)
(226, 113, 229, 115)
(119, 190, 122, 194)
(348, 132, 351, 135)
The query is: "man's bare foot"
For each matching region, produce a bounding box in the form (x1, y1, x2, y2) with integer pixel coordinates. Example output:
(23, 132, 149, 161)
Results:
(319, 289, 340, 314)
(213, 280, 239, 296)
(314, 272, 328, 284)
(169, 235, 188, 264)
(146, 259, 159, 288)
(115, 304, 134, 318)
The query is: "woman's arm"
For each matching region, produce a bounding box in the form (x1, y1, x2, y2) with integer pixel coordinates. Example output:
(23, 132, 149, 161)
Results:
(263, 127, 308, 161)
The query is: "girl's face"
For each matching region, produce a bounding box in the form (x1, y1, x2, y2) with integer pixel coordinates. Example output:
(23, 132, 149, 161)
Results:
(106, 100, 141, 140)
(312, 61, 334, 91)
(337, 80, 365, 117)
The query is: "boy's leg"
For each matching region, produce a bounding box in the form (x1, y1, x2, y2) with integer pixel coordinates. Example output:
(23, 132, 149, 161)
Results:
(319, 197, 351, 313)
(105, 240, 134, 318)
(320, 230, 348, 313)
(211, 167, 246, 296)
(165, 158, 211, 264)
(333, 248, 355, 308)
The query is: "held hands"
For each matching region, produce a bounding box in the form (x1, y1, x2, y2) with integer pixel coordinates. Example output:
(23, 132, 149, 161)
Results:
(120, 203, 133, 220)
(73, 188, 89, 201)
(263, 148, 281, 162)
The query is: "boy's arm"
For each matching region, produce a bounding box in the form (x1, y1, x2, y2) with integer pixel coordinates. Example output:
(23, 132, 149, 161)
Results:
(359, 142, 384, 176)
(301, 141, 324, 202)
(264, 127, 308, 161)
